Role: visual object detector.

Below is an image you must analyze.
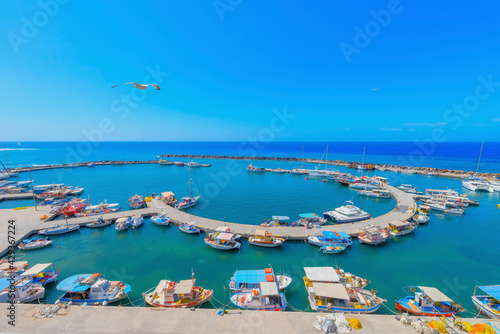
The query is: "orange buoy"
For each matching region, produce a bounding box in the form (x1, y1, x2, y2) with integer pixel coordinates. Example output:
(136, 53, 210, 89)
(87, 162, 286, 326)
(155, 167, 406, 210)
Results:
(305, 177, 308, 180)
(322, 179, 326, 183)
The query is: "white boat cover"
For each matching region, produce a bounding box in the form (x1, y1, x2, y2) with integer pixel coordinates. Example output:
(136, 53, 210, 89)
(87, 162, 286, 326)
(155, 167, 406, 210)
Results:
(175, 279, 195, 294)
(115, 217, 129, 223)
(304, 267, 340, 282)
(215, 233, 234, 241)
(161, 191, 175, 198)
(260, 281, 278, 296)
(20, 263, 52, 276)
(389, 220, 409, 227)
(255, 229, 267, 236)
(312, 282, 349, 300)
(418, 286, 453, 302)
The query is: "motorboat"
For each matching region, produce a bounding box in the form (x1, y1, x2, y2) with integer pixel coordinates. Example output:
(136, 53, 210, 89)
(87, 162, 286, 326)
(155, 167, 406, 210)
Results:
(427, 202, 464, 215)
(397, 184, 423, 195)
(260, 216, 296, 227)
(462, 178, 494, 193)
(151, 214, 171, 226)
(230, 282, 287, 311)
(74, 201, 121, 217)
(18, 237, 53, 250)
(20, 263, 59, 285)
(175, 196, 200, 210)
(228, 268, 292, 292)
(173, 161, 185, 166)
(248, 230, 285, 247)
(39, 224, 80, 235)
(295, 213, 327, 227)
(303, 266, 371, 289)
(129, 195, 145, 209)
(319, 245, 346, 254)
(56, 273, 131, 305)
(357, 189, 391, 199)
(290, 168, 307, 175)
(425, 189, 460, 197)
(246, 163, 265, 172)
(307, 231, 352, 247)
(115, 217, 131, 232)
(396, 286, 463, 317)
(0, 261, 29, 275)
(472, 285, 500, 319)
(210, 226, 242, 241)
(413, 205, 430, 224)
(161, 191, 177, 206)
(0, 277, 45, 303)
(187, 161, 202, 168)
(204, 232, 241, 250)
(388, 221, 417, 236)
(61, 201, 86, 217)
(131, 215, 143, 228)
(86, 216, 113, 228)
(323, 201, 371, 223)
(358, 225, 390, 245)
(159, 159, 173, 165)
(179, 222, 201, 234)
(143, 277, 213, 308)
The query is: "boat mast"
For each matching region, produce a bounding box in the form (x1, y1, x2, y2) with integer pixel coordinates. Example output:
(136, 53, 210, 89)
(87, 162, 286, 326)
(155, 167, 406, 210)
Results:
(472, 141, 484, 178)
(188, 166, 193, 199)
(325, 144, 329, 171)
(3, 143, 9, 171)
(361, 147, 365, 178)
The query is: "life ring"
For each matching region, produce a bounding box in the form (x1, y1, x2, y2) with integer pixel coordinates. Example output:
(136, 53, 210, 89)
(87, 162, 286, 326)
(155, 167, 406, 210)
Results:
(409, 287, 416, 292)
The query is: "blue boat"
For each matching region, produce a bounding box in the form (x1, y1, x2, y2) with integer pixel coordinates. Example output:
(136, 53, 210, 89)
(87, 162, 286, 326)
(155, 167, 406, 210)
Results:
(308, 231, 352, 247)
(228, 268, 292, 292)
(395, 286, 461, 317)
(151, 214, 171, 226)
(179, 222, 201, 234)
(20, 263, 59, 285)
(472, 285, 500, 319)
(56, 273, 131, 305)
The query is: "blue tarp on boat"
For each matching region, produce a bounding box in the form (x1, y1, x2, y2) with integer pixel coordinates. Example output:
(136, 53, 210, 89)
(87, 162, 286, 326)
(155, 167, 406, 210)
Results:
(56, 274, 93, 292)
(0, 278, 11, 291)
(321, 231, 350, 239)
(299, 213, 318, 219)
(478, 285, 500, 300)
(233, 269, 273, 284)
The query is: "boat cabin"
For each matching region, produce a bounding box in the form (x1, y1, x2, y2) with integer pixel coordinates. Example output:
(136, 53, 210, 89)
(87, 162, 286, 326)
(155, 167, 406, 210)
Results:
(414, 286, 458, 314)
(161, 191, 176, 205)
(230, 268, 277, 291)
(153, 279, 198, 304)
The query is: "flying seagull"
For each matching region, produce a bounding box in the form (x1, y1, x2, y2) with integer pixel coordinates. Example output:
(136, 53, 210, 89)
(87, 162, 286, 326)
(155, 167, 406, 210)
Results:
(111, 82, 161, 90)
(372, 88, 379, 91)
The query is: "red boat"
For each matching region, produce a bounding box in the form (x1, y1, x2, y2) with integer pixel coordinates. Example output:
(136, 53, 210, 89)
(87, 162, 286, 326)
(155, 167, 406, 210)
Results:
(62, 201, 86, 217)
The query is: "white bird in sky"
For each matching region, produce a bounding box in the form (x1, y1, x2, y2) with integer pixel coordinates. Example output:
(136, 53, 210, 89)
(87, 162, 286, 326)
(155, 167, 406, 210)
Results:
(372, 88, 379, 91)
(111, 82, 161, 90)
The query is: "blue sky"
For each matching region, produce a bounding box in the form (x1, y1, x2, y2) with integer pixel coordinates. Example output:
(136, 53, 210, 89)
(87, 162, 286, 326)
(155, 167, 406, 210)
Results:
(1, 0, 500, 141)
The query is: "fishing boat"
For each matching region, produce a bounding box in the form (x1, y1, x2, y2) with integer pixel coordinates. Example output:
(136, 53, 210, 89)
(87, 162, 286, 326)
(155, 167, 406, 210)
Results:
(18, 237, 53, 250)
(261, 215, 292, 227)
(173, 161, 185, 166)
(151, 214, 171, 226)
(319, 245, 346, 254)
(246, 163, 265, 172)
(413, 205, 430, 224)
(179, 222, 201, 234)
(489, 180, 500, 192)
(388, 221, 417, 236)
(230, 282, 287, 311)
(397, 184, 423, 195)
(0, 277, 45, 303)
(472, 285, 500, 319)
(56, 273, 131, 305)
(349, 182, 379, 190)
(161, 191, 177, 206)
(248, 230, 285, 247)
(270, 168, 286, 173)
(427, 202, 464, 215)
(131, 215, 143, 228)
(228, 268, 292, 292)
(86, 216, 112, 228)
(307, 231, 352, 247)
(210, 226, 242, 241)
(88, 162, 96, 167)
(357, 189, 391, 199)
(20, 263, 59, 285)
(115, 217, 131, 232)
(159, 159, 173, 165)
(425, 189, 460, 197)
(295, 213, 327, 227)
(395, 286, 462, 317)
(39, 223, 80, 235)
(204, 232, 241, 250)
(176, 166, 201, 210)
(290, 168, 307, 175)
(303, 267, 384, 313)
(358, 225, 390, 245)
(143, 277, 213, 308)
(129, 195, 145, 209)
(74, 201, 121, 217)
(323, 201, 371, 223)
(61, 201, 86, 217)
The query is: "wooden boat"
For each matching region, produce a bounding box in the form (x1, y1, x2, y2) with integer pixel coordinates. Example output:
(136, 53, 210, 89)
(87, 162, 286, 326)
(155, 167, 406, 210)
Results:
(295, 213, 327, 227)
(230, 283, 287, 311)
(39, 223, 80, 235)
(179, 222, 201, 234)
(472, 285, 500, 319)
(204, 232, 240, 250)
(246, 163, 265, 172)
(129, 195, 145, 209)
(86, 216, 112, 228)
(395, 286, 463, 317)
(228, 268, 292, 292)
(151, 214, 171, 226)
(161, 191, 177, 206)
(0, 277, 45, 303)
(159, 159, 173, 165)
(319, 245, 346, 254)
(74, 202, 121, 217)
(56, 273, 131, 305)
(388, 221, 417, 236)
(61, 201, 86, 217)
(143, 278, 213, 308)
(212, 226, 242, 241)
(358, 225, 389, 245)
(18, 237, 53, 250)
(248, 230, 285, 247)
(307, 231, 352, 248)
(131, 215, 143, 229)
(20, 263, 59, 285)
(115, 217, 131, 232)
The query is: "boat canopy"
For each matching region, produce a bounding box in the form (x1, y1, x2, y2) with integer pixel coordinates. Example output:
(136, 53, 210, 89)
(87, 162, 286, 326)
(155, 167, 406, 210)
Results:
(216, 233, 234, 241)
(477, 285, 500, 300)
(313, 282, 349, 300)
(0, 278, 10, 291)
(0, 261, 28, 270)
(20, 263, 53, 277)
(115, 217, 129, 223)
(300, 213, 318, 219)
(389, 221, 409, 227)
(216, 226, 230, 232)
(57, 274, 95, 292)
(175, 279, 194, 294)
(233, 269, 274, 284)
(255, 230, 267, 236)
(418, 286, 453, 302)
(161, 191, 175, 198)
(321, 231, 350, 239)
(272, 216, 290, 221)
(304, 267, 340, 282)
(260, 281, 278, 296)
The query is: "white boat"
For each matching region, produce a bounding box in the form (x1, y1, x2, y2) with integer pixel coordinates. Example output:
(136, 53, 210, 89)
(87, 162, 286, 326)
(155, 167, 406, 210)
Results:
(115, 217, 131, 232)
(290, 168, 307, 175)
(388, 221, 417, 236)
(462, 178, 494, 192)
(131, 216, 143, 228)
(397, 184, 423, 195)
(248, 230, 285, 247)
(427, 202, 464, 215)
(228, 268, 292, 292)
(489, 180, 500, 192)
(18, 237, 53, 250)
(179, 222, 201, 234)
(0, 277, 45, 303)
(176, 166, 201, 210)
(143, 277, 213, 308)
(270, 168, 287, 173)
(319, 245, 346, 254)
(74, 201, 121, 217)
(159, 159, 173, 165)
(349, 182, 379, 190)
(86, 216, 113, 228)
(204, 232, 241, 250)
(307, 231, 353, 247)
(129, 195, 145, 209)
(323, 201, 371, 223)
(357, 189, 391, 199)
(20, 263, 59, 285)
(472, 285, 500, 319)
(425, 189, 460, 197)
(230, 282, 287, 311)
(151, 214, 171, 226)
(173, 161, 185, 166)
(56, 273, 131, 305)
(246, 163, 265, 172)
(39, 223, 80, 235)
(295, 213, 327, 227)
(358, 225, 390, 245)
(187, 161, 202, 168)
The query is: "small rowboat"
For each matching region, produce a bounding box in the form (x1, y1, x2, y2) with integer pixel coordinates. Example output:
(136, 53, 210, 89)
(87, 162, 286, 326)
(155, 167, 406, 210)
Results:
(151, 214, 171, 226)
(39, 224, 80, 235)
(319, 245, 346, 254)
(179, 222, 201, 234)
(18, 237, 53, 250)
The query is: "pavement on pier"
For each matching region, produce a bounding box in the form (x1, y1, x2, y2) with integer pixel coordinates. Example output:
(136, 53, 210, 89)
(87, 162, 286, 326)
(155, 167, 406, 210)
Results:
(4, 304, 496, 334)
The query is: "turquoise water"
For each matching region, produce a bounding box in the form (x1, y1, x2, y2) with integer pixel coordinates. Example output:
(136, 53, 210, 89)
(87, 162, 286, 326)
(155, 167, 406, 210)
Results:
(4, 159, 499, 315)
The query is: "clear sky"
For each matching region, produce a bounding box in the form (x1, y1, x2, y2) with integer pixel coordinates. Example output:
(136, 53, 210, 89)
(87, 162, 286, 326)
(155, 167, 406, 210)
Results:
(1, 0, 500, 141)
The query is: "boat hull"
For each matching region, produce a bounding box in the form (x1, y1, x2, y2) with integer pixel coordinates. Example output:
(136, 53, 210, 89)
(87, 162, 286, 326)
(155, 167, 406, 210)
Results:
(472, 296, 500, 319)
(395, 300, 455, 317)
(204, 239, 240, 250)
(144, 289, 213, 308)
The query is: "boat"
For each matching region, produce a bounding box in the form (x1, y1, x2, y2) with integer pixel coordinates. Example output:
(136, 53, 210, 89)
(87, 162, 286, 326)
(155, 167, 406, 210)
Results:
(18, 237, 53, 250)
(187, 161, 202, 168)
(462, 142, 494, 193)
(388, 221, 417, 236)
(319, 245, 346, 254)
(248, 230, 285, 247)
(303, 267, 384, 313)
(176, 166, 201, 210)
(131, 215, 143, 228)
(56, 273, 131, 305)
(74, 201, 121, 217)
(19, 263, 59, 285)
(472, 285, 500, 319)
(61, 201, 86, 217)
(204, 232, 241, 250)
(0, 277, 45, 303)
(88, 162, 96, 167)
(261, 215, 292, 227)
(151, 214, 171, 226)
(357, 189, 391, 199)
(413, 205, 430, 224)
(143, 277, 213, 308)
(395, 286, 462, 317)
(230, 282, 287, 311)
(427, 202, 464, 215)
(425, 189, 460, 197)
(290, 168, 307, 175)
(358, 225, 390, 245)
(0, 261, 29, 275)
(173, 161, 185, 166)
(39, 223, 80, 235)
(159, 159, 173, 165)
(179, 222, 201, 234)
(200, 163, 211, 167)
(323, 201, 371, 223)
(210, 226, 242, 241)
(349, 181, 379, 190)
(397, 184, 423, 195)
(270, 168, 286, 173)
(307, 231, 352, 247)
(129, 195, 145, 209)
(228, 268, 292, 292)
(295, 213, 327, 227)
(161, 191, 177, 206)
(115, 217, 131, 232)
(246, 163, 265, 172)
(489, 180, 500, 192)
(86, 216, 113, 228)
(65, 163, 79, 168)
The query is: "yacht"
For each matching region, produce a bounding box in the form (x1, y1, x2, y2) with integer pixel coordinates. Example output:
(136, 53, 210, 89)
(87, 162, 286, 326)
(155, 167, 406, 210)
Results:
(462, 178, 494, 193)
(323, 201, 371, 223)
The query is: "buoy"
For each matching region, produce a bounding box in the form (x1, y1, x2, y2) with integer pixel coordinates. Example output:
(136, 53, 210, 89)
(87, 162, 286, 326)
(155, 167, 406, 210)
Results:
(58, 246, 60, 248)
(305, 177, 308, 180)
(322, 179, 326, 183)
